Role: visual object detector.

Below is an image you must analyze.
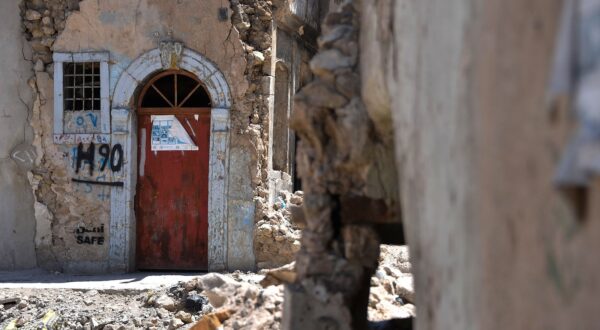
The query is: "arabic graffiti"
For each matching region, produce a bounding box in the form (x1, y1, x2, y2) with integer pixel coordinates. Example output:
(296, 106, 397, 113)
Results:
(74, 224, 105, 245)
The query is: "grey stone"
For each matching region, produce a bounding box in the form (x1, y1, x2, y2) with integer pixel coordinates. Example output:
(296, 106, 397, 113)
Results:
(310, 49, 356, 77)
(335, 71, 360, 99)
(42, 26, 56, 36)
(154, 295, 176, 311)
(41, 16, 52, 26)
(300, 81, 349, 109)
(25, 10, 42, 21)
(250, 51, 265, 65)
(156, 307, 170, 319)
(34, 59, 45, 72)
(318, 25, 354, 48)
(174, 311, 192, 324)
(196, 273, 238, 291)
(395, 275, 414, 303)
(168, 318, 184, 330)
(90, 317, 100, 330)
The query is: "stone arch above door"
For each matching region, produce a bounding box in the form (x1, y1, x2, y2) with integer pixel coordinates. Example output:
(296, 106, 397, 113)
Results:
(112, 48, 231, 109)
(108, 47, 231, 272)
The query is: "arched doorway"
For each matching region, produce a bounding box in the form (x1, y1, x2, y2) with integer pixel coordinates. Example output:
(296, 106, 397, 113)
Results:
(135, 70, 211, 270)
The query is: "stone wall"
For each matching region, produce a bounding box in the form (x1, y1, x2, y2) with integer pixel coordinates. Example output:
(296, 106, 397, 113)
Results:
(0, 0, 37, 270)
(283, 1, 401, 328)
(227, 0, 274, 270)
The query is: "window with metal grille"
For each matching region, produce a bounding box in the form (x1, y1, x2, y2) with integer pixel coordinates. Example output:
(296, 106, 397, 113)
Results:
(52, 52, 110, 140)
(63, 62, 101, 111)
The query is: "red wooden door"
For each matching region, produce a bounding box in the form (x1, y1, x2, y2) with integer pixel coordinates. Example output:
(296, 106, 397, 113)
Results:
(135, 71, 212, 270)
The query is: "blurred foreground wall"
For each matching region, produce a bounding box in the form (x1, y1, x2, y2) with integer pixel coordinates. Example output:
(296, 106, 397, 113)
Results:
(365, 0, 600, 328)
(0, 0, 37, 270)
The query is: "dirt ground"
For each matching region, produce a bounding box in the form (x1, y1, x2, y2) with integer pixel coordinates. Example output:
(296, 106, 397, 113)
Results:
(0, 245, 413, 329)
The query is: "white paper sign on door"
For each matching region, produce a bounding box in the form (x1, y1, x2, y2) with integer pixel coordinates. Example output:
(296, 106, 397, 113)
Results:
(150, 115, 198, 151)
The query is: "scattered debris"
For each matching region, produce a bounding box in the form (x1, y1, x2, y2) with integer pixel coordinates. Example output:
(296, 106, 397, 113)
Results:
(0, 246, 412, 329)
(259, 262, 297, 288)
(369, 245, 415, 321)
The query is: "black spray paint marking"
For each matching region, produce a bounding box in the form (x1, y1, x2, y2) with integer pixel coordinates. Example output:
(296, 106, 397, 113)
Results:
(74, 224, 105, 245)
(71, 178, 124, 187)
(75, 224, 104, 234)
(110, 144, 123, 172)
(75, 143, 123, 176)
(76, 142, 95, 176)
(98, 144, 110, 171)
(76, 236, 105, 245)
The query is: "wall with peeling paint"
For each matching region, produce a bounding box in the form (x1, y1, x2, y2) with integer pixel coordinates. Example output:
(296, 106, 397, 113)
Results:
(3, 0, 317, 273)
(25, 0, 259, 273)
(0, 0, 37, 270)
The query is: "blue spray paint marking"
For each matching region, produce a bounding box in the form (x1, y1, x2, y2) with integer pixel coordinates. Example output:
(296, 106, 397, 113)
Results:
(95, 174, 109, 200)
(278, 197, 287, 209)
(71, 147, 78, 168)
(76, 116, 85, 126)
(97, 188, 110, 201)
(87, 113, 98, 127)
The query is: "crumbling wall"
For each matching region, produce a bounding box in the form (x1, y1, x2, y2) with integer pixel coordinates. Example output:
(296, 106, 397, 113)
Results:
(20, 0, 111, 272)
(0, 0, 37, 270)
(230, 0, 317, 270)
(16, 0, 322, 273)
(227, 0, 275, 270)
(283, 1, 392, 328)
(20, 0, 264, 272)
(254, 191, 303, 269)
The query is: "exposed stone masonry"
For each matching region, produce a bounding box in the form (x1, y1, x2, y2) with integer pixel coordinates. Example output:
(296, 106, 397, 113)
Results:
(21, 0, 81, 70)
(254, 190, 303, 269)
(285, 1, 382, 329)
(229, 0, 297, 268)
(19, 0, 85, 271)
(229, 0, 274, 220)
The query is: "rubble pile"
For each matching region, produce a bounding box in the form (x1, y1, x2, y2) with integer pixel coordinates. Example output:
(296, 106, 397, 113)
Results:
(254, 191, 303, 269)
(0, 246, 413, 329)
(368, 245, 415, 321)
(200, 274, 284, 330)
(0, 286, 211, 329)
(0, 272, 280, 330)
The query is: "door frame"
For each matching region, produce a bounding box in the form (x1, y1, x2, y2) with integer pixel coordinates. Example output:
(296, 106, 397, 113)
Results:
(107, 47, 232, 272)
(135, 69, 212, 270)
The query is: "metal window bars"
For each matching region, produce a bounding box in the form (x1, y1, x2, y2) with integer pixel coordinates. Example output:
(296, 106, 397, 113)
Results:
(63, 62, 101, 111)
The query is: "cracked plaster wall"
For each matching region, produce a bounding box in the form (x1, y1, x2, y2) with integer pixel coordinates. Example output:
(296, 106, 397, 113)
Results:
(381, 0, 600, 329)
(21, 0, 273, 272)
(0, 0, 37, 270)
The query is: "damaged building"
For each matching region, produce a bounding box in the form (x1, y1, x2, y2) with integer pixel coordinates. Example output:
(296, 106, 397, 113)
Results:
(0, 0, 334, 273)
(3, 0, 600, 329)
